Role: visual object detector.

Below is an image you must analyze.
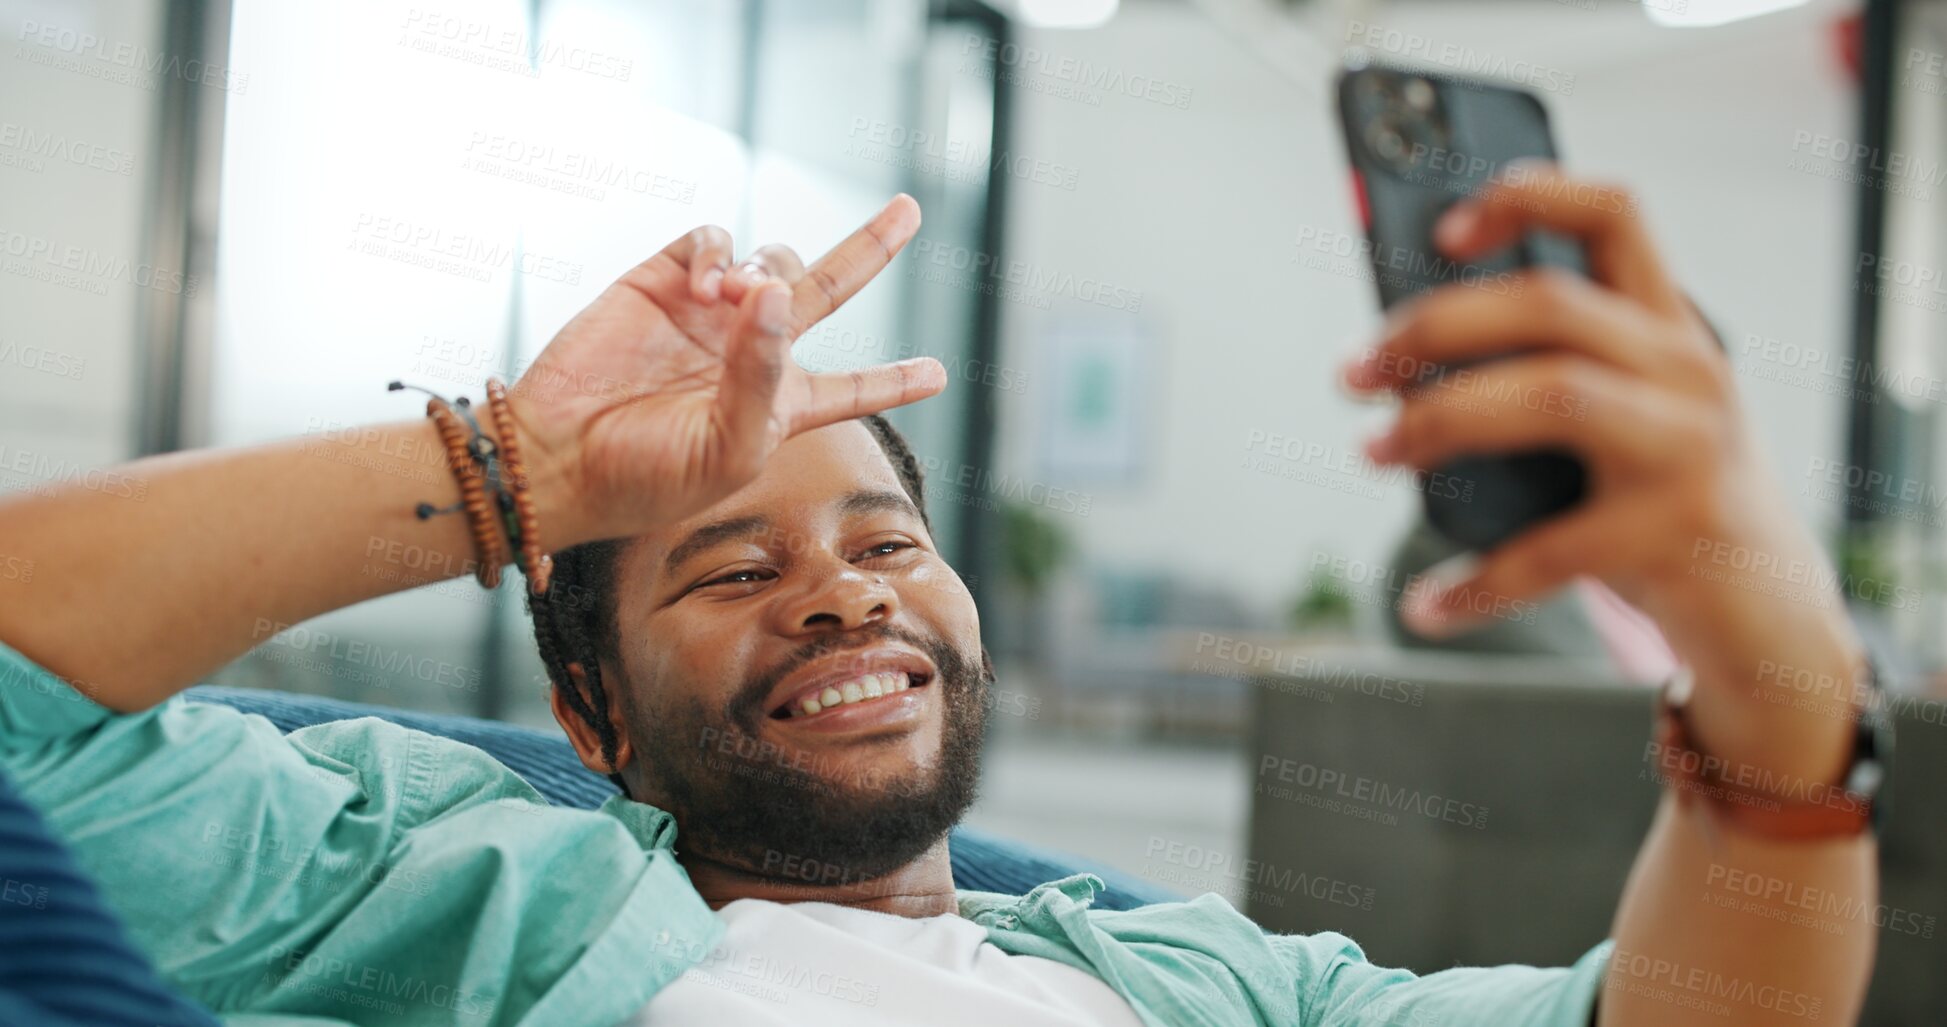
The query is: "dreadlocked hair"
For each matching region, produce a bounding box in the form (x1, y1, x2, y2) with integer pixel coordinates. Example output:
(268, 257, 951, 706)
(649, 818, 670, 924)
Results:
(526, 413, 932, 793)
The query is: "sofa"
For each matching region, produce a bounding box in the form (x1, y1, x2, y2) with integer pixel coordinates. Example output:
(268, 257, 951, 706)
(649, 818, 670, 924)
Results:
(0, 683, 1178, 1026)
(181, 685, 1179, 909)
(1245, 647, 1945, 1025)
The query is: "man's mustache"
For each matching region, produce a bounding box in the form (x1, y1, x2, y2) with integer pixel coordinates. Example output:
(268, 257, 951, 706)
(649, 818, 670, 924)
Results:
(726, 623, 964, 731)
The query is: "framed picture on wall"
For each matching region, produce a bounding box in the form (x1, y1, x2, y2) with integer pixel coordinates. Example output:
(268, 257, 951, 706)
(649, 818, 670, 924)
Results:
(1037, 314, 1151, 486)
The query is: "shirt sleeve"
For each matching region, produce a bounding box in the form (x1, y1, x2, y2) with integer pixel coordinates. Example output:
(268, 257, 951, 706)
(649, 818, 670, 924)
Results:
(0, 637, 721, 1026)
(1273, 930, 1612, 1027)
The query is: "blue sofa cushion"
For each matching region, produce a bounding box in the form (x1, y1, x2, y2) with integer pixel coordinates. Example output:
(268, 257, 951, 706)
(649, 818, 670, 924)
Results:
(184, 686, 1178, 910)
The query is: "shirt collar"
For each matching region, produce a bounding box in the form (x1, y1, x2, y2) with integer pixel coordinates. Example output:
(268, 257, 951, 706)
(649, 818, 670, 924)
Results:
(593, 798, 1104, 920)
(597, 794, 683, 852)
(960, 872, 1104, 923)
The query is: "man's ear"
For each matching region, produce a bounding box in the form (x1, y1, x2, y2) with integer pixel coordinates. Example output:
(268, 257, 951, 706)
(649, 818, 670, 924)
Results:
(549, 661, 636, 777)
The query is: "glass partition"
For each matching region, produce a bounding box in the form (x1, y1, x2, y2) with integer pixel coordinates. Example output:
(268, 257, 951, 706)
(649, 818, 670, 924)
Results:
(206, 0, 1007, 725)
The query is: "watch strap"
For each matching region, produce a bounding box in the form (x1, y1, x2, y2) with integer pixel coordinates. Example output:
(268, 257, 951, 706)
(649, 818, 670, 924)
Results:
(1651, 666, 1883, 841)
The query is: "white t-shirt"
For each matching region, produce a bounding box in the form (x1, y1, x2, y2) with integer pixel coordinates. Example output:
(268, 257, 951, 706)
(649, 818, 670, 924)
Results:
(627, 898, 1149, 1026)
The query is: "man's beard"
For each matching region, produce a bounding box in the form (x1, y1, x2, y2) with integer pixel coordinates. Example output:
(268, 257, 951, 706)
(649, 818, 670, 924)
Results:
(628, 623, 990, 886)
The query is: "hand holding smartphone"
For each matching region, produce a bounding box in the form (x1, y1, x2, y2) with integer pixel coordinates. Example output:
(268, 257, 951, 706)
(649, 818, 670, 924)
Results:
(1335, 62, 1590, 551)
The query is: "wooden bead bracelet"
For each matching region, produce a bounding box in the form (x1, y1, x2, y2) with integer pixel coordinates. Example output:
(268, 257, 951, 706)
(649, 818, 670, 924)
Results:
(389, 378, 550, 596)
(485, 379, 552, 594)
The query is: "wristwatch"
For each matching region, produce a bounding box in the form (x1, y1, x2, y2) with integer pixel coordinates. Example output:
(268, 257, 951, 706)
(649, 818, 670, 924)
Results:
(1652, 662, 1891, 840)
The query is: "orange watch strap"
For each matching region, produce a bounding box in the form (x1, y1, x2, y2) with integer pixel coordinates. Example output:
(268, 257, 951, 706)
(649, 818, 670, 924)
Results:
(1651, 671, 1876, 841)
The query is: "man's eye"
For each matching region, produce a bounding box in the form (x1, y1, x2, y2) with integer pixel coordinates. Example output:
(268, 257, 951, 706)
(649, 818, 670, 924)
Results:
(860, 540, 915, 559)
(695, 569, 770, 590)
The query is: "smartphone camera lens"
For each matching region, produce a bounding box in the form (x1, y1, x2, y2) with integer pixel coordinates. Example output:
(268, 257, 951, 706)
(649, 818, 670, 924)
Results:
(1367, 122, 1408, 163)
(1402, 77, 1436, 111)
(1354, 72, 1450, 180)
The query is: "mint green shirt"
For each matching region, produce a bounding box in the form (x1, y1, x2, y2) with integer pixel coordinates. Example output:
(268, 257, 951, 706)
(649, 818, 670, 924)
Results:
(0, 639, 1610, 1026)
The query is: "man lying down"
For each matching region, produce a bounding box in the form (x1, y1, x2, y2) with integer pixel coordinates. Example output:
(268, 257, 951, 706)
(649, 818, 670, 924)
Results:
(0, 176, 1878, 1026)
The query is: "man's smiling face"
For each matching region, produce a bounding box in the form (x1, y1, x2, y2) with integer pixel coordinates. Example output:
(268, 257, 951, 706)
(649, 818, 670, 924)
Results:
(577, 420, 990, 881)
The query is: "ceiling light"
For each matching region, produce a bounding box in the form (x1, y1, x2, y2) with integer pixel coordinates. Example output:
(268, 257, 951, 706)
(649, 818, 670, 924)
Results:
(1011, 0, 1119, 30)
(1647, 0, 1810, 29)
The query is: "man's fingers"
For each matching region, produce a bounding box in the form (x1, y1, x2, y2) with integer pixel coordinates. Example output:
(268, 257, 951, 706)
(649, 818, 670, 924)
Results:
(1400, 502, 1644, 638)
(791, 194, 922, 334)
(715, 282, 794, 472)
(680, 225, 735, 303)
(1373, 356, 1676, 473)
(793, 358, 947, 434)
(748, 243, 807, 282)
(618, 224, 735, 308)
(722, 244, 808, 305)
(1434, 163, 1687, 319)
(1348, 270, 1673, 392)
(615, 194, 915, 324)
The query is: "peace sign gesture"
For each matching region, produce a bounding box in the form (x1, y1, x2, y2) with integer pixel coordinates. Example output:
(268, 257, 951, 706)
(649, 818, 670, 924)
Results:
(509, 196, 946, 546)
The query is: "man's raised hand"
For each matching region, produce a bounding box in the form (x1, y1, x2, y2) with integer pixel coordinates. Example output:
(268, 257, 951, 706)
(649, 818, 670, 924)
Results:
(509, 195, 946, 546)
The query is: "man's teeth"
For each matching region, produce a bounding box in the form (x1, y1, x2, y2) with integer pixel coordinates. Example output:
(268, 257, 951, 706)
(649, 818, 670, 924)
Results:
(793, 672, 911, 717)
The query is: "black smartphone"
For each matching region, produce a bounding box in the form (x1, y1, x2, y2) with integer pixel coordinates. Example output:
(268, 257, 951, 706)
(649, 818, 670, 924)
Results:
(1335, 62, 1588, 552)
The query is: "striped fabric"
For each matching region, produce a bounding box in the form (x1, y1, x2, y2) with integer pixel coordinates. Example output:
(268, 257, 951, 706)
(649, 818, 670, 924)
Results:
(0, 766, 220, 1027)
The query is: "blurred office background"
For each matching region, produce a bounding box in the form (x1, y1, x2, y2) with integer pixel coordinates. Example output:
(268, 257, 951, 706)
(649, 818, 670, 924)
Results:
(5, 0, 1945, 1018)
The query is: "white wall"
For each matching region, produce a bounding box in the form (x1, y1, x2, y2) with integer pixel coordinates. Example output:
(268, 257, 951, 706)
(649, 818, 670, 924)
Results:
(992, 0, 1858, 617)
(0, 0, 163, 472)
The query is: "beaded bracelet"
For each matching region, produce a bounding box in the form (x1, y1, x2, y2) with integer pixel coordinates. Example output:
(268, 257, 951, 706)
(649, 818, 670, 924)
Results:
(485, 379, 551, 594)
(390, 379, 549, 595)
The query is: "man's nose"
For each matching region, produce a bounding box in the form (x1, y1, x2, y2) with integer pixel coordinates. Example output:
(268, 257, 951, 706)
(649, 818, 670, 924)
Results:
(772, 559, 898, 635)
